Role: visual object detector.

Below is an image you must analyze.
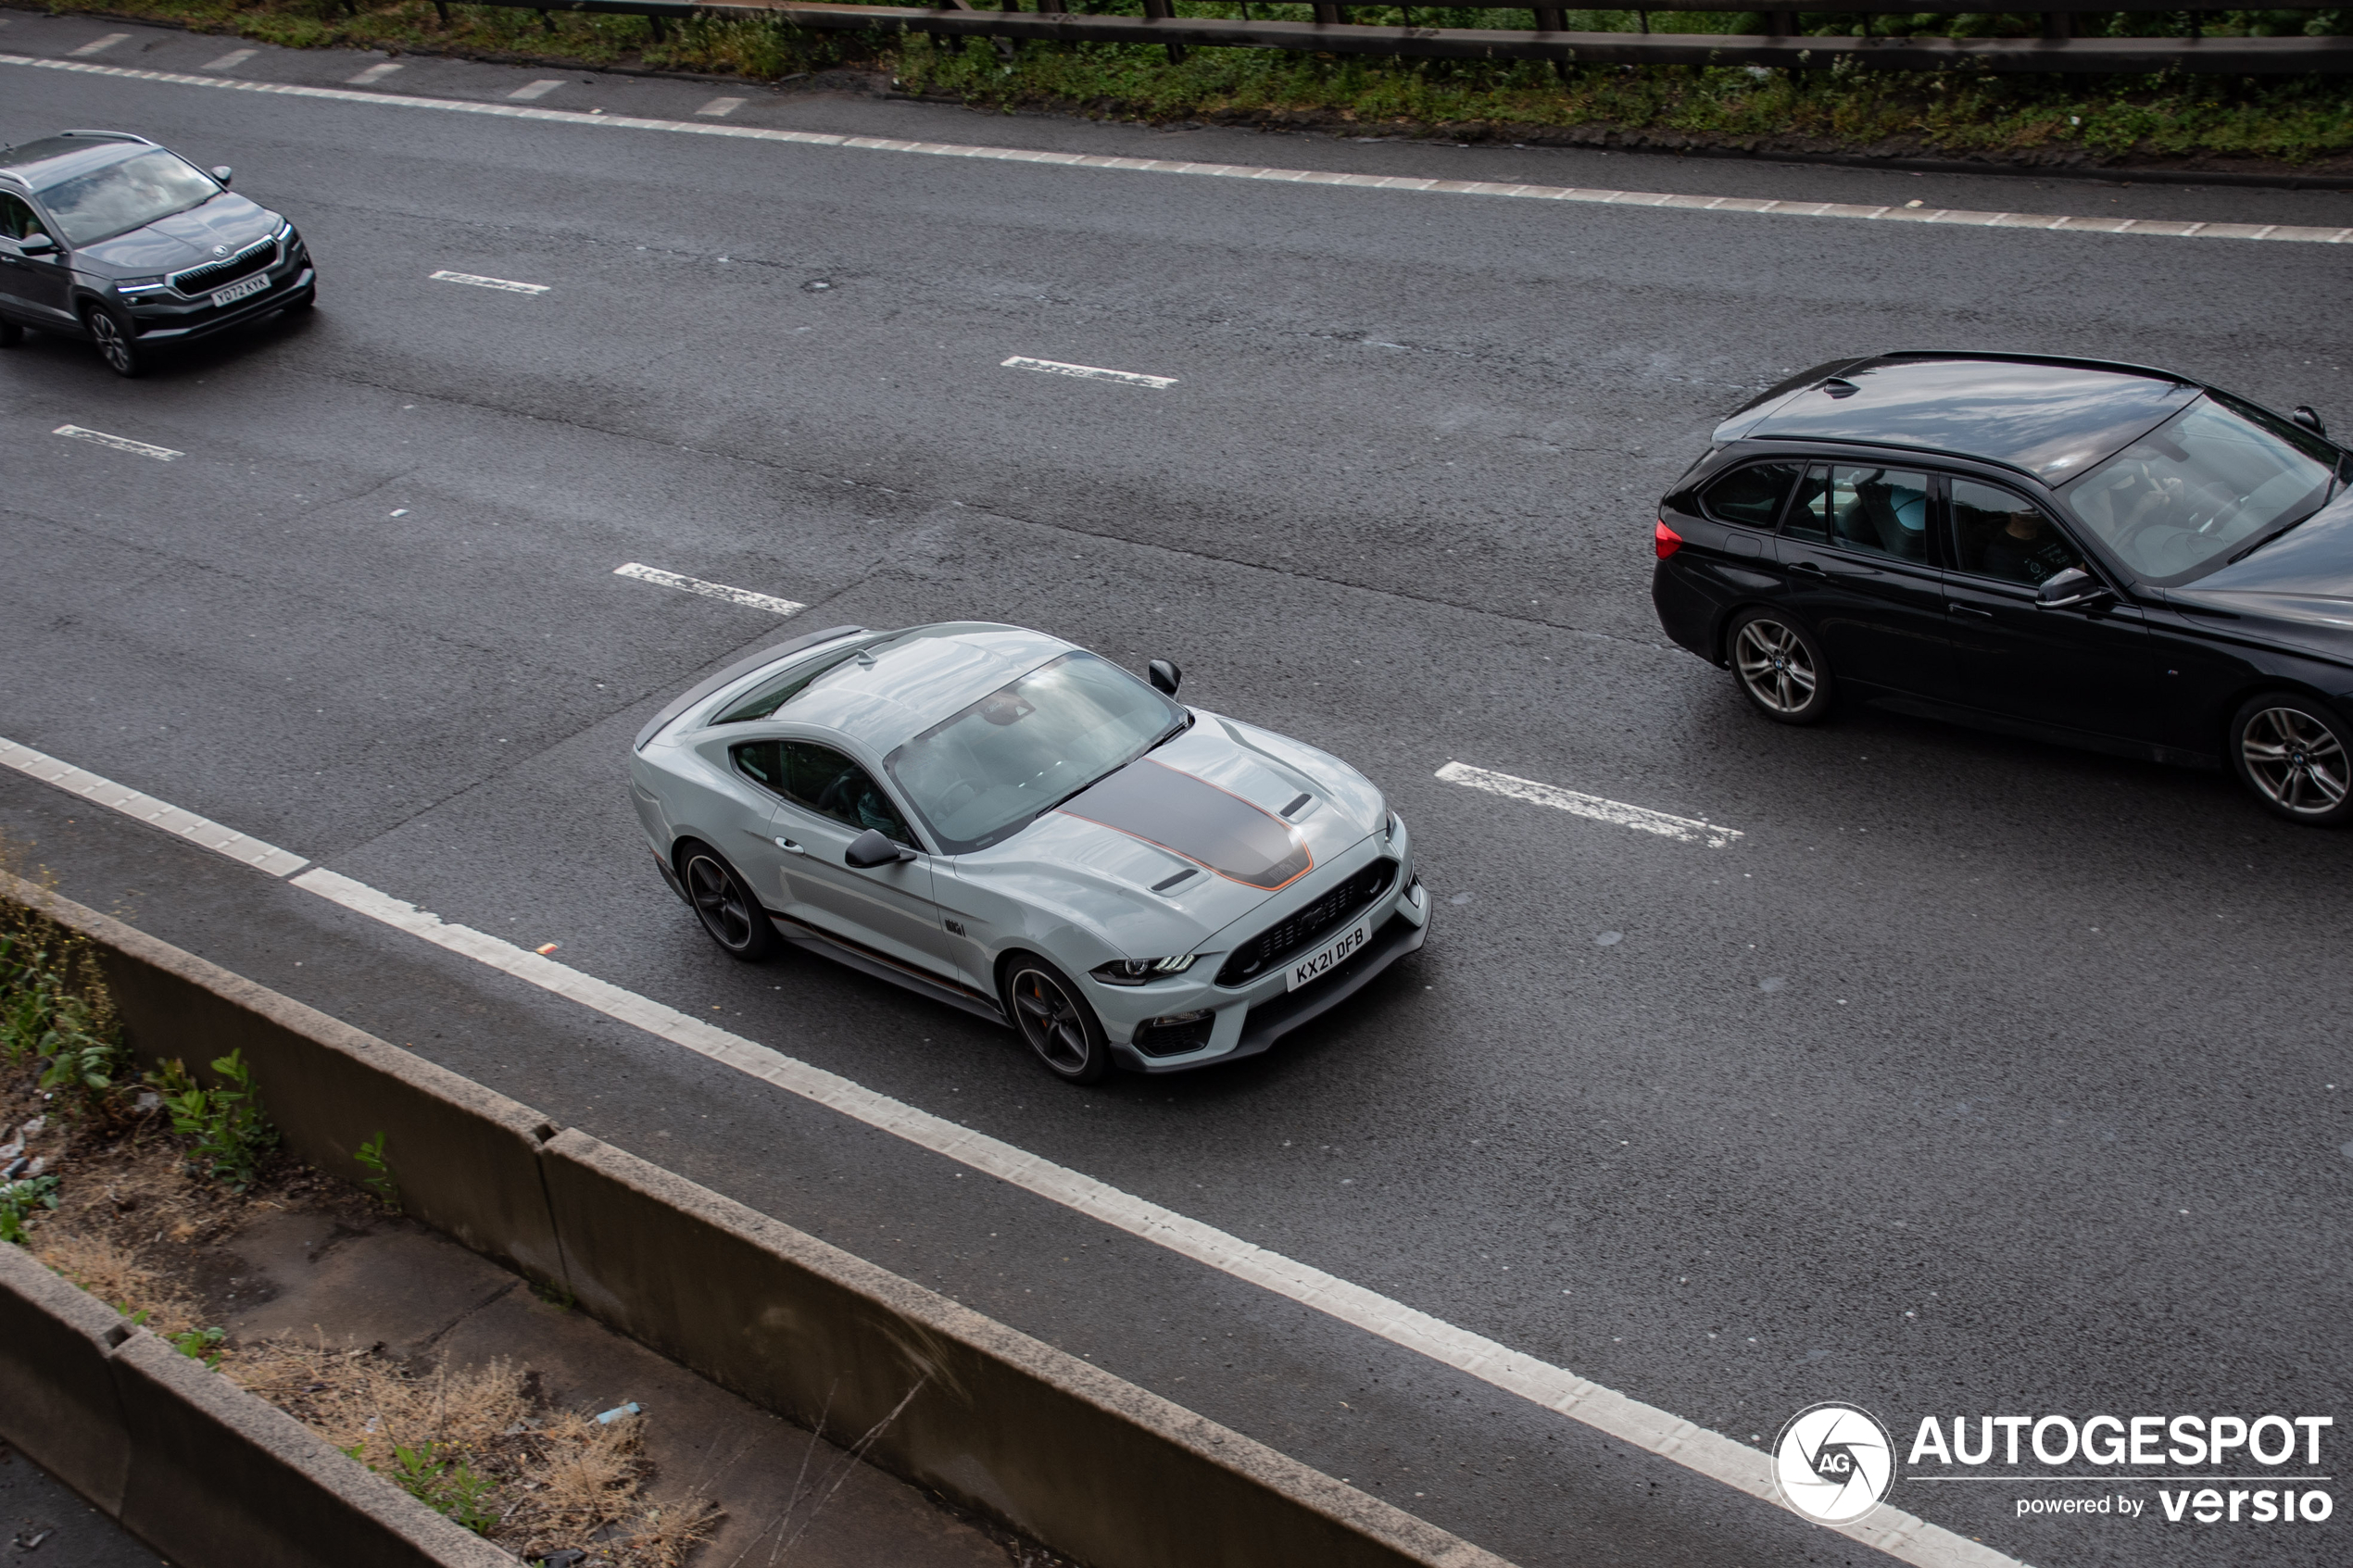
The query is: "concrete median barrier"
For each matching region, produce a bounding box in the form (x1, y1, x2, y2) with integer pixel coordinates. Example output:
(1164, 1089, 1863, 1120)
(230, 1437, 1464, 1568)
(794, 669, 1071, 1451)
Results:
(3, 873, 1510, 1568)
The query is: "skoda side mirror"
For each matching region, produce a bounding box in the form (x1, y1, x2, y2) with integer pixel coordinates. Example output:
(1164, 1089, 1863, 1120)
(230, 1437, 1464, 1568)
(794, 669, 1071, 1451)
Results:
(18, 232, 57, 257)
(844, 828, 914, 870)
(2036, 568, 2112, 609)
(211, 165, 233, 187)
(1147, 659, 1182, 696)
(2293, 405, 2328, 438)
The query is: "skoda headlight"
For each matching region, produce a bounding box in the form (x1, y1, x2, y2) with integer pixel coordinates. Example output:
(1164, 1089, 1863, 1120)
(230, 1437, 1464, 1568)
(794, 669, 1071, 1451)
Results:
(1091, 954, 1198, 986)
(115, 276, 169, 295)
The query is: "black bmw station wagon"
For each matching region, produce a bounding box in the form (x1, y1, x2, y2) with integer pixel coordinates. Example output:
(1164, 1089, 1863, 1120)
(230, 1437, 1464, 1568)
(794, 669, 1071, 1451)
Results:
(1652, 352, 2353, 825)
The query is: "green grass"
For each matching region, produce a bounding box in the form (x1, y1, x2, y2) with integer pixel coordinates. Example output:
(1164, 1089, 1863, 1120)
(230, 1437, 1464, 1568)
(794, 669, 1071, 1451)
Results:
(29, 0, 2353, 163)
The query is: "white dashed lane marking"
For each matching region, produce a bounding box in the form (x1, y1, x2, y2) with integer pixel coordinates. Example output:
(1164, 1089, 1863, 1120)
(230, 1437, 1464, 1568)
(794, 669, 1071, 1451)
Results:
(0, 735, 2022, 1568)
(201, 48, 258, 72)
(429, 269, 549, 295)
(697, 96, 745, 118)
(0, 739, 306, 875)
(345, 61, 402, 85)
(1437, 761, 1744, 848)
(1003, 356, 1177, 390)
(6, 53, 2341, 246)
(67, 32, 126, 56)
(509, 79, 565, 101)
(614, 562, 806, 616)
(53, 423, 181, 461)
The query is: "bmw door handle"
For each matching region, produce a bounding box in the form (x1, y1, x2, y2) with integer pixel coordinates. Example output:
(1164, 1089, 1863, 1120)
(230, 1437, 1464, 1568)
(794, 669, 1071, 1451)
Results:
(1945, 604, 1994, 620)
(773, 836, 807, 855)
(1786, 560, 1824, 576)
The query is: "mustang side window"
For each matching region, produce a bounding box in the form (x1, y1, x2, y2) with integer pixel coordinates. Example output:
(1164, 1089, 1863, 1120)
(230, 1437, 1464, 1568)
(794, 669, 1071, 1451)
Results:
(1699, 461, 1803, 529)
(781, 743, 915, 847)
(1950, 479, 2083, 586)
(1792, 465, 1931, 560)
(731, 740, 785, 793)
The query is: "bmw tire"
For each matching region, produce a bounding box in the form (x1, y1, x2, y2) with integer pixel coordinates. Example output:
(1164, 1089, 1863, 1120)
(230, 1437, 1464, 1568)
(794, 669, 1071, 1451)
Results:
(83, 303, 144, 378)
(2230, 694, 2353, 826)
(0, 319, 22, 347)
(679, 845, 781, 960)
(1728, 608, 1833, 726)
(1004, 956, 1112, 1085)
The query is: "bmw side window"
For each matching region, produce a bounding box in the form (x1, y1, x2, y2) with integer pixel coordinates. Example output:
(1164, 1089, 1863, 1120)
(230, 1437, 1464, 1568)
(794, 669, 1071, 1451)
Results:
(1949, 479, 2083, 586)
(1699, 461, 1804, 529)
(1797, 464, 1931, 561)
(1783, 466, 1831, 543)
(781, 742, 915, 847)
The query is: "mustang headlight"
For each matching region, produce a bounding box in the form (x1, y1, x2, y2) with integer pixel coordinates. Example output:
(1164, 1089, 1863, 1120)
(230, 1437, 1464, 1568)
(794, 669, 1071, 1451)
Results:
(1091, 954, 1198, 985)
(1384, 809, 1403, 846)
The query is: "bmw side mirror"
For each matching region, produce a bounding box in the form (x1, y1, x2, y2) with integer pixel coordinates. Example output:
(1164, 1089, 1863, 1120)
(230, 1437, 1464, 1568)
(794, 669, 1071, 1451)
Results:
(2293, 405, 2328, 437)
(1147, 659, 1182, 696)
(2036, 567, 2113, 610)
(18, 232, 57, 257)
(211, 166, 233, 187)
(844, 828, 914, 870)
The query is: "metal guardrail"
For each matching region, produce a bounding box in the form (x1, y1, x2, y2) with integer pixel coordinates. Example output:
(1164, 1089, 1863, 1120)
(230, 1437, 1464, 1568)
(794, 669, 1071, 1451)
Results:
(460, 0, 2353, 71)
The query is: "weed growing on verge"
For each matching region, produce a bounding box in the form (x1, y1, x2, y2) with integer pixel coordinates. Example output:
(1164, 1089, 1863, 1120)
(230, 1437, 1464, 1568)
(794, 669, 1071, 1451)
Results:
(346, 1438, 503, 1535)
(0, 1174, 61, 1244)
(355, 1131, 401, 1210)
(149, 1051, 280, 1191)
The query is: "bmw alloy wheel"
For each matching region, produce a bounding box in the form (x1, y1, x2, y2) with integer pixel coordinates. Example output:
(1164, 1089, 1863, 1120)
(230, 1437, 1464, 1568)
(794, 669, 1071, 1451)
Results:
(1733, 616, 1820, 718)
(2238, 703, 2350, 819)
(86, 307, 141, 377)
(1009, 961, 1108, 1083)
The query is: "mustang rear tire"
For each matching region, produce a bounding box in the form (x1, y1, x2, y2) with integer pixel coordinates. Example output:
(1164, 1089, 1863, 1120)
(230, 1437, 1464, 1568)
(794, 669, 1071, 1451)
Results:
(2230, 694, 2353, 826)
(1727, 608, 1833, 725)
(1004, 956, 1112, 1084)
(679, 846, 780, 960)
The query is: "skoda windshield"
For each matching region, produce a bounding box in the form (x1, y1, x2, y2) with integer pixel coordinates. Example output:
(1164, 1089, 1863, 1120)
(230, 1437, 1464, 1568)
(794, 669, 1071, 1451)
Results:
(37, 149, 222, 246)
(886, 652, 1187, 854)
(2064, 394, 2341, 586)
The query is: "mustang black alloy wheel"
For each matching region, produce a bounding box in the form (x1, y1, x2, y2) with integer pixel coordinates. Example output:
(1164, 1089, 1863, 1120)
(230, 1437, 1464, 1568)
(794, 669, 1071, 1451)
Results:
(1728, 608, 1833, 725)
(682, 847, 779, 959)
(2231, 694, 2353, 826)
(1006, 957, 1111, 1084)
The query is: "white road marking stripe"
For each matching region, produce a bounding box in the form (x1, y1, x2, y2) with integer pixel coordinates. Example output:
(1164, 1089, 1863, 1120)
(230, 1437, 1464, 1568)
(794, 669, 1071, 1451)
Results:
(0, 739, 307, 876)
(509, 78, 564, 100)
(53, 423, 181, 461)
(614, 561, 806, 615)
(697, 96, 746, 117)
(1002, 356, 1176, 389)
(345, 61, 403, 85)
(5, 53, 2336, 248)
(0, 734, 2015, 1568)
(1437, 761, 1743, 848)
(68, 32, 127, 56)
(429, 269, 549, 295)
(201, 48, 257, 72)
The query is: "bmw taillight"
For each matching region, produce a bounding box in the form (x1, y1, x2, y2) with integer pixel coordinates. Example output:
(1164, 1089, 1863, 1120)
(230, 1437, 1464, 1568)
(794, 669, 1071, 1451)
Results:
(1654, 520, 1683, 560)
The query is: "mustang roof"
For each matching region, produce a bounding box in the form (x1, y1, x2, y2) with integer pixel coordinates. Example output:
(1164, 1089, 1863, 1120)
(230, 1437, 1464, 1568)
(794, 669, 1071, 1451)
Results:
(786, 623, 1073, 750)
(1715, 353, 2203, 482)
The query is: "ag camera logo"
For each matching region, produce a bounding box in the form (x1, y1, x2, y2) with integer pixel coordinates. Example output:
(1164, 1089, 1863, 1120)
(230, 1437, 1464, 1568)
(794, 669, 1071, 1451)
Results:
(1774, 1402, 1896, 1524)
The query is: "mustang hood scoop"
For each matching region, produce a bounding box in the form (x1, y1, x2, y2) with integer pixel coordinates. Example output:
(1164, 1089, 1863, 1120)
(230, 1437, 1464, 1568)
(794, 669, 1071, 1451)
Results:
(1058, 759, 1313, 891)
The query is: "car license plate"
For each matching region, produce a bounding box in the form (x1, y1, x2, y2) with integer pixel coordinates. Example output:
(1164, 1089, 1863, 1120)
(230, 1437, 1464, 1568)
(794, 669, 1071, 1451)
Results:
(1288, 916, 1371, 992)
(211, 273, 270, 307)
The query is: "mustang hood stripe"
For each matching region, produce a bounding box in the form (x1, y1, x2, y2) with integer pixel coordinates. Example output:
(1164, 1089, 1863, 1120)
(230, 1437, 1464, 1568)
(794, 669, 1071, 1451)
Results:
(1059, 759, 1312, 891)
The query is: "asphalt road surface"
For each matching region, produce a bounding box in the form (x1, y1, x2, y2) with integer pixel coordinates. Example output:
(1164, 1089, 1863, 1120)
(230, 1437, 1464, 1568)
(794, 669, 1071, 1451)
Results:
(5, 13, 2351, 1566)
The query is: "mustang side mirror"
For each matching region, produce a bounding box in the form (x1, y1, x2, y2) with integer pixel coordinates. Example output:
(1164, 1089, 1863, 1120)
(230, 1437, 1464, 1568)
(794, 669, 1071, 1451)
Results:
(18, 232, 57, 257)
(211, 165, 233, 187)
(2293, 405, 2328, 437)
(2036, 567, 2113, 609)
(1147, 659, 1182, 696)
(844, 828, 915, 870)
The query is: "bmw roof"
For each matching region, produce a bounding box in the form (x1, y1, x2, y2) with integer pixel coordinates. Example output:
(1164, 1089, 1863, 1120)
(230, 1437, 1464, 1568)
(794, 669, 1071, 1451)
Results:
(1713, 352, 2204, 482)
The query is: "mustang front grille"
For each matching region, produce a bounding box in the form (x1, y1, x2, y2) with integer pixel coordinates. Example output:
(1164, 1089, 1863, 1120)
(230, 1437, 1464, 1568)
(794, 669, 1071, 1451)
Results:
(1215, 859, 1396, 987)
(170, 238, 278, 297)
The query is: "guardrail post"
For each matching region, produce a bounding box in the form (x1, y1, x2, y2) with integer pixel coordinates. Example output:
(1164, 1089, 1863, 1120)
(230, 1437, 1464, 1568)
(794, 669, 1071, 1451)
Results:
(1141, 0, 1186, 62)
(431, 0, 449, 21)
(1313, 4, 1351, 23)
(2041, 9, 2070, 37)
(647, 11, 666, 40)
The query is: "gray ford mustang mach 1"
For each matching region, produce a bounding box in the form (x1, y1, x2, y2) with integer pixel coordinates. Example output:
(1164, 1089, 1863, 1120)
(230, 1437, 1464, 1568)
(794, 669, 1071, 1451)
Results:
(630, 623, 1430, 1082)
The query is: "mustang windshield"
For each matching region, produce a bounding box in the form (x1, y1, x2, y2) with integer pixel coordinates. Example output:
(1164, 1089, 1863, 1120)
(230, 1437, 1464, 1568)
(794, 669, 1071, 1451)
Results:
(886, 652, 1186, 854)
(36, 150, 222, 246)
(2065, 395, 2338, 585)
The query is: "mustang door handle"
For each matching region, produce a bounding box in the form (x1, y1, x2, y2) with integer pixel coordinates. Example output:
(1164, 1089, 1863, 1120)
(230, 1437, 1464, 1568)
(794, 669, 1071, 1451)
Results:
(1945, 604, 1994, 620)
(772, 836, 807, 855)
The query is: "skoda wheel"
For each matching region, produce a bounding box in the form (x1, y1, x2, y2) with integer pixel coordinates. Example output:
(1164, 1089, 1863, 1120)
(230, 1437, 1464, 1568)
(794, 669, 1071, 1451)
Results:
(1005, 956, 1111, 1084)
(2231, 694, 2353, 826)
(680, 847, 779, 960)
(1728, 609, 1832, 725)
(84, 305, 144, 378)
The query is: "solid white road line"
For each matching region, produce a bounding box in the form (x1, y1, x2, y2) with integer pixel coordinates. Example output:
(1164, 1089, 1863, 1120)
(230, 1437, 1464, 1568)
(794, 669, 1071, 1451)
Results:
(429, 269, 549, 295)
(67, 32, 127, 56)
(345, 61, 403, 85)
(613, 562, 807, 616)
(697, 96, 746, 117)
(200, 48, 257, 72)
(1437, 762, 1743, 848)
(509, 79, 565, 101)
(1003, 356, 1177, 390)
(52, 424, 181, 461)
(7, 53, 2345, 248)
(0, 734, 2020, 1568)
(0, 738, 307, 876)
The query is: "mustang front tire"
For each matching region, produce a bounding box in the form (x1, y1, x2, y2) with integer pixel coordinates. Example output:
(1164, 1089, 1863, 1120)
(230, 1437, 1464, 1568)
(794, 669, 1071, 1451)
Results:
(2230, 693, 2353, 826)
(679, 846, 780, 960)
(1005, 956, 1112, 1084)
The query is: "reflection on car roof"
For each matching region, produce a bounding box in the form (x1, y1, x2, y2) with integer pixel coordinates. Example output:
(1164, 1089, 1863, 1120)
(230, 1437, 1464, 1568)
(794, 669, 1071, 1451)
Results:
(786, 623, 1071, 750)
